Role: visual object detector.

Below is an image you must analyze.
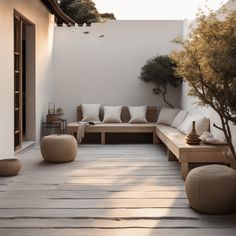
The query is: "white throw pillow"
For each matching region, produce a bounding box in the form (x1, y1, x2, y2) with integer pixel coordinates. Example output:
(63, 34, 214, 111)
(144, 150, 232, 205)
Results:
(81, 103, 101, 122)
(177, 114, 210, 135)
(177, 114, 194, 134)
(171, 110, 188, 128)
(128, 106, 148, 123)
(103, 106, 122, 123)
(157, 107, 180, 125)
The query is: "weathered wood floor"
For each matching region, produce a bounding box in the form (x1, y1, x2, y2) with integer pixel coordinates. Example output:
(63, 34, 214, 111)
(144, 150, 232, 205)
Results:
(0, 144, 236, 236)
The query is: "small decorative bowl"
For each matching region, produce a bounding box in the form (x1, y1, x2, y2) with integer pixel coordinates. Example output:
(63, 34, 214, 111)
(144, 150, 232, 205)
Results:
(0, 159, 21, 176)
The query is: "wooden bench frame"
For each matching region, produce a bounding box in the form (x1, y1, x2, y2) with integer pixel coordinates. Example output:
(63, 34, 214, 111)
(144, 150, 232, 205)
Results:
(156, 124, 234, 180)
(67, 105, 235, 180)
(67, 106, 159, 144)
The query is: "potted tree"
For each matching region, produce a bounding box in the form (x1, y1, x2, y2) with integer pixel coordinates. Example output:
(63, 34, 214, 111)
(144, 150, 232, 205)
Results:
(139, 55, 182, 108)
(171, 9, 236, 161)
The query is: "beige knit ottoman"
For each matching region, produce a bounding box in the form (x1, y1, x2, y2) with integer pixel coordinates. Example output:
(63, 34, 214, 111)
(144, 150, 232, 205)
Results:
(41, 134, 77, 163)
(186, 164, 236, 214)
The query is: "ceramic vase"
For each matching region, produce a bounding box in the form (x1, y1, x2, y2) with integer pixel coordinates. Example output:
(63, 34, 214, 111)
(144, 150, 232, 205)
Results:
(186, 121, 201, 145)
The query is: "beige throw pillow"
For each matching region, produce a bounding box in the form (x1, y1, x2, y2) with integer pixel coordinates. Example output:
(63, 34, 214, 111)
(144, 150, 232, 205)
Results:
(81, 103, 101, 122)
(128, 106, 148, 123)
(103, 106, 122, 123)
(157, 107, 180, 125)
(177, 114, 210, 135)
(171, 110, 188, 128)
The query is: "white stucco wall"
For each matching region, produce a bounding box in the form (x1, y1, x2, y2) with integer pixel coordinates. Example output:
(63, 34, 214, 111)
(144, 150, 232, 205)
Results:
(0, 0, 54, 157)
(53, 20, 184, 122)
(180, 0, 236, 147)
(223, 0, 236, 11)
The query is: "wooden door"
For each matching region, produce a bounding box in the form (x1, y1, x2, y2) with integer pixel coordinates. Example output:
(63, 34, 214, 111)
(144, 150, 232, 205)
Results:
(14, 14, 22, 150)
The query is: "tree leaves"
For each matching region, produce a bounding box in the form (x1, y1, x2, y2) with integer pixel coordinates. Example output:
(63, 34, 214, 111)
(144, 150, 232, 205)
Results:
(59, 0, 115, 25)
(171, 9, 236, 159)
(139, 55, 182, 108)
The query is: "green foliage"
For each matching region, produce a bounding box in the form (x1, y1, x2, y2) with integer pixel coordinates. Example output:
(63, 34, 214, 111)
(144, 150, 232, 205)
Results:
(171, 9, 236, 160)
(139, 55, 182, 108)
(59, 0, 99, 25)
(59, 0, 115, 25)
(100, 13, 116, 21)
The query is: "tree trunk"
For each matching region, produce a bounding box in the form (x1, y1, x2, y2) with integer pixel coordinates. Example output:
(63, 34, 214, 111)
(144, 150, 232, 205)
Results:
(215, 115, 236, 161)
(161, 93, 174, 108)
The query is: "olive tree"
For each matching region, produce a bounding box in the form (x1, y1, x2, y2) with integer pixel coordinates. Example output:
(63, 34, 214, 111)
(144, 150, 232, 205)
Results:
(171, 9, 236, 160)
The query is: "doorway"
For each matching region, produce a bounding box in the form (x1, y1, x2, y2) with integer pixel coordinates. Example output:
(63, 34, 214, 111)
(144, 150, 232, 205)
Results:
(14, 11, 35, 151)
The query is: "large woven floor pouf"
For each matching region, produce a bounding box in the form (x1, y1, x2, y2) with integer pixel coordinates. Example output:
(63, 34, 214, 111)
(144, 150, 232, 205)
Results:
(41, 135, 77, 163)
(186, 164, 236, 214)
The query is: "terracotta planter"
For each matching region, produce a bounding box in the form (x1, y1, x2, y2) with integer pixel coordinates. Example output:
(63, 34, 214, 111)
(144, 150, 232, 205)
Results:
(0, 159, 21, 176)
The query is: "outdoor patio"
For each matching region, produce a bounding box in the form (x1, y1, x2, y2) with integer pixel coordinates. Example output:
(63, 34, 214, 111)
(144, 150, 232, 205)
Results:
(1, 1, 236, 235)
(0, 144, 235, 236)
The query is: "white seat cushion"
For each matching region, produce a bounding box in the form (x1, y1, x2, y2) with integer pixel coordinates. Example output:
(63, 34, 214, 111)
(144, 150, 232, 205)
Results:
(128, 106, 148, 123)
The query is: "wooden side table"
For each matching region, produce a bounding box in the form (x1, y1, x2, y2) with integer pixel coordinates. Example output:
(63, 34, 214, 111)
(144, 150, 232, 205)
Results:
(42, 119, 67, 137)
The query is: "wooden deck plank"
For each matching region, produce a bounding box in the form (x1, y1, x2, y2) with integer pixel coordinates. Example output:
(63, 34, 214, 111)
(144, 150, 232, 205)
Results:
(0, 144, 235, 236)
(0, 190, 187, 199)
(0, 218, 236, 228)
(0, 229, 235, 236)
(0, 184, 186, 191)
(0, 198, 189, 208)
(0, 207, 235, 219)
(0, 168, 181, 177)
(18, 161, 179, 167)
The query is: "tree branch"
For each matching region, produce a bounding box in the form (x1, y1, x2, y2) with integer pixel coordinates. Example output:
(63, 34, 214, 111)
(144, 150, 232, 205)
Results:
(213, 123, 223, 131)
(162, 92, 174, 108)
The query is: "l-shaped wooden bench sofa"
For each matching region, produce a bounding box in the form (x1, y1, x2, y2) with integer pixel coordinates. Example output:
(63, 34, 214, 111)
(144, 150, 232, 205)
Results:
(67, 106, 234, 180)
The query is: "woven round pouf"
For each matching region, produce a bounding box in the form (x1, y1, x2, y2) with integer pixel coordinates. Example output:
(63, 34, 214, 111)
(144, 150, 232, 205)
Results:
(0, 159, 21, 176)
(41, 134, 77, 163)
(186, 164, 236, 214)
